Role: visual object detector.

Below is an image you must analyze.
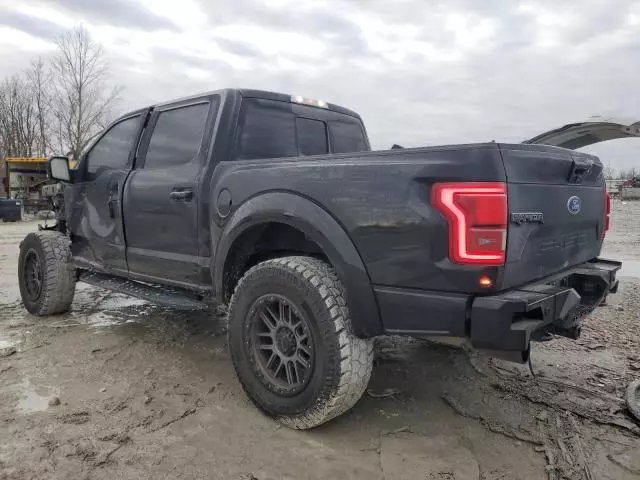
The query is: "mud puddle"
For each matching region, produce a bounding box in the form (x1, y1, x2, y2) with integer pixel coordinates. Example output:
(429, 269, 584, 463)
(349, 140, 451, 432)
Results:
(0, 334, 18, 350)
(14, 378, 59, 413)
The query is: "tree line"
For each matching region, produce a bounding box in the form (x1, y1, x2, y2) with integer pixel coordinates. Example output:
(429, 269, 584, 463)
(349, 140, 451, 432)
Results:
(0, 26, 120, 161)
(604, 166, 639, 180)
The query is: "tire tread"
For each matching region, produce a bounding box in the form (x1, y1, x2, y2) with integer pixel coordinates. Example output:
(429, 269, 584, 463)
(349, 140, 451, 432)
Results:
(20, 231, 75, 315)
(228, 255, 373, 429)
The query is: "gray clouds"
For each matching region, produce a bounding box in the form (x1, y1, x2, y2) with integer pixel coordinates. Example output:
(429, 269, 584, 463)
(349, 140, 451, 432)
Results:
(1, 0, 638, 169)
(0, 9, 67, 41)
(47, 0, 178, 30)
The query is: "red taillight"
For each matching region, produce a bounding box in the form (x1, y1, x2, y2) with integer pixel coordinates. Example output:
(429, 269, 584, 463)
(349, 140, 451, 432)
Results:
(432, 182, 507, 265)
(603, 192, 611, 238)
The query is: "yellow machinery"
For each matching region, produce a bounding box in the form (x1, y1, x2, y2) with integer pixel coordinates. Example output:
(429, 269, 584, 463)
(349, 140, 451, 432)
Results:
(4, 157, 77, 198)
(4, 157, 48, 199)
(3, 157, 78, 214)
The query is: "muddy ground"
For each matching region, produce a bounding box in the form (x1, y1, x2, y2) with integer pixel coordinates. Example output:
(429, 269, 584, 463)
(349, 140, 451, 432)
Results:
(1, 202, 639, 480)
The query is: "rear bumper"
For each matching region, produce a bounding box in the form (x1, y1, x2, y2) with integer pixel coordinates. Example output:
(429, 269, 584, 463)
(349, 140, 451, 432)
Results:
(470, 258, 620, 357)
(376, 258, 621, 361)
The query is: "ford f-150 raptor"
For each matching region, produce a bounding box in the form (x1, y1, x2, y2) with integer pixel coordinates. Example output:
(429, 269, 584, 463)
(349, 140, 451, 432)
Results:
(17, 89, 621, 429)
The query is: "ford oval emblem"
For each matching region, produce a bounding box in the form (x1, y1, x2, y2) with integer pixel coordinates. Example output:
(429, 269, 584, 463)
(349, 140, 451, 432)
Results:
(567, 195, 581, 215)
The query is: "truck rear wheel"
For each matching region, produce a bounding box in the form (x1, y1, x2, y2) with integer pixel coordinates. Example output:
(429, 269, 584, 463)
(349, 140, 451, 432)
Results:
(227, 256, 373, 429)
(18, 231, 76, 316)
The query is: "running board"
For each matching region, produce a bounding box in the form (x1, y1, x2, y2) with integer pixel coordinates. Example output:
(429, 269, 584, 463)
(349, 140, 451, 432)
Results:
(78, 271, 209, 311)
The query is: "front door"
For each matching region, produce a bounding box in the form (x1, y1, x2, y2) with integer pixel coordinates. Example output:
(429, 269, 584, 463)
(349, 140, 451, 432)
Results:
(122, 97, 216, 287)
(65, 110, 149, 274)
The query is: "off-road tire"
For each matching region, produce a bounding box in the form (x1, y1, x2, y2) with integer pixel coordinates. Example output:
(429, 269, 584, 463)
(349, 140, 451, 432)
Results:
(18, 231, 76, 315)
(227, 256, 373, 429)
(626, 379, 640, 422)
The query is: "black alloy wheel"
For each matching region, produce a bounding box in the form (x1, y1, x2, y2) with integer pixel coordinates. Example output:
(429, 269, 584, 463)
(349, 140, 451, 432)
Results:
(22, 249, 43, 302)
(249, 294, 315, 395)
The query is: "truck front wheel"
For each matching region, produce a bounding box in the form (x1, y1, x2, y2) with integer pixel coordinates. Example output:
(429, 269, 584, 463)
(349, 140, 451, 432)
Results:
(227, 256, 373, 429)
(18, 231, 76, 315)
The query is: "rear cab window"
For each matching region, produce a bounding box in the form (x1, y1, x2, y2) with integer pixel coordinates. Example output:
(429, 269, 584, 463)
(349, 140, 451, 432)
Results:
(235, 98, 367, 160)
(330, 121, 368, 154)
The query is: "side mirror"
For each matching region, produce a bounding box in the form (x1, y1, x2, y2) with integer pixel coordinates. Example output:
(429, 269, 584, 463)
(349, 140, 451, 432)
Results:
(48, 156, 72, 183)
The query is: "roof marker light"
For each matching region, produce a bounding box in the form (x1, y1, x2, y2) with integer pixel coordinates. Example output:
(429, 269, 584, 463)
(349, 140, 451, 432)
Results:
(291, 95, 329, 109)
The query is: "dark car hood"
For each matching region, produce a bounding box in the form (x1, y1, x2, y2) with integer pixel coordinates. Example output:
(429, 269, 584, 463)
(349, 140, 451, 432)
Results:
(523, 116, 640, 150)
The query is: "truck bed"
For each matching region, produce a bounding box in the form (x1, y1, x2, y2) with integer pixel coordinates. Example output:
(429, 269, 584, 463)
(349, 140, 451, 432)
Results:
(215, 142, 606, 294)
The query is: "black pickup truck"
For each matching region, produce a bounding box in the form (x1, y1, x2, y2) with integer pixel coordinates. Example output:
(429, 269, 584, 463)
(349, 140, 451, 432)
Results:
(18, 89, 620, 429)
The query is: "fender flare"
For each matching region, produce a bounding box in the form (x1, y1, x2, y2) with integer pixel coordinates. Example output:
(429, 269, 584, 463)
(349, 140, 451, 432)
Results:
(213, 191, 382, 338)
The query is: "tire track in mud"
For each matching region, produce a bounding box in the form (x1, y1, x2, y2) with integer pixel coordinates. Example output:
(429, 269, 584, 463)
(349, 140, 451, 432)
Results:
(441, 334, 640, 480)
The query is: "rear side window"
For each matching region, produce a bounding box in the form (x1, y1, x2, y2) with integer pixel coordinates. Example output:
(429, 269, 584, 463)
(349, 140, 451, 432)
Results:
(236, 98, 366, 160)
(143, 102, 210, 169)
(236, 100, 297, 160)
(297, 118, 328, 156)
(330, 121, 367, 153)
(87, 115, 140, 175)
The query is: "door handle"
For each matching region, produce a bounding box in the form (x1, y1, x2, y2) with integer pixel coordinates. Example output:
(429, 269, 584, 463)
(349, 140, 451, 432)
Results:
(169, 189, 193, 201)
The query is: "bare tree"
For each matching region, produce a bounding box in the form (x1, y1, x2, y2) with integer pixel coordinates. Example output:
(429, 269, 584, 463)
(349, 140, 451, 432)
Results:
(0, 75, 38, 157)
(603, 165, 616, 181)
(26, 57, 52, 156)
(51, 26, 120, 159)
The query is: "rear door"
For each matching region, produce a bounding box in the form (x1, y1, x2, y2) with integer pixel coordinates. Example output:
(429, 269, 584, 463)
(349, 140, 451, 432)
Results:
(122, 96, 216, 287)
(499, 144, 606, 289)
(65, 111, 148, 274)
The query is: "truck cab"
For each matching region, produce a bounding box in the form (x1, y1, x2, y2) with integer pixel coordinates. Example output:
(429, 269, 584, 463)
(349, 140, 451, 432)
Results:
(57, 89, 369, 289)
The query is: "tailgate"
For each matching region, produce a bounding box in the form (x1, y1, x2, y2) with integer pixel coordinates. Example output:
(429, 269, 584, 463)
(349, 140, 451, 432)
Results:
(499, 144, 606, 289)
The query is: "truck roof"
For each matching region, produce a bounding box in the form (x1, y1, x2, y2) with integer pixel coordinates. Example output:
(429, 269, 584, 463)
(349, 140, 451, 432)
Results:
(152, 88, 362, 119)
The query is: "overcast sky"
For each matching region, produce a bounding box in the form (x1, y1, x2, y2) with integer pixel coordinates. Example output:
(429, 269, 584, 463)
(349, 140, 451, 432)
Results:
(0, 0, 638, 169)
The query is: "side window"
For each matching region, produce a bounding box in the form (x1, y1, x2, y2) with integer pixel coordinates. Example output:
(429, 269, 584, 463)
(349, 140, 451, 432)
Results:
(297, 118, 328, 156)
(236, 99, 297, 160)
(143, 102, 210, 169)
(330, 121, 367, 154)
(86, 115, 141, 175)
